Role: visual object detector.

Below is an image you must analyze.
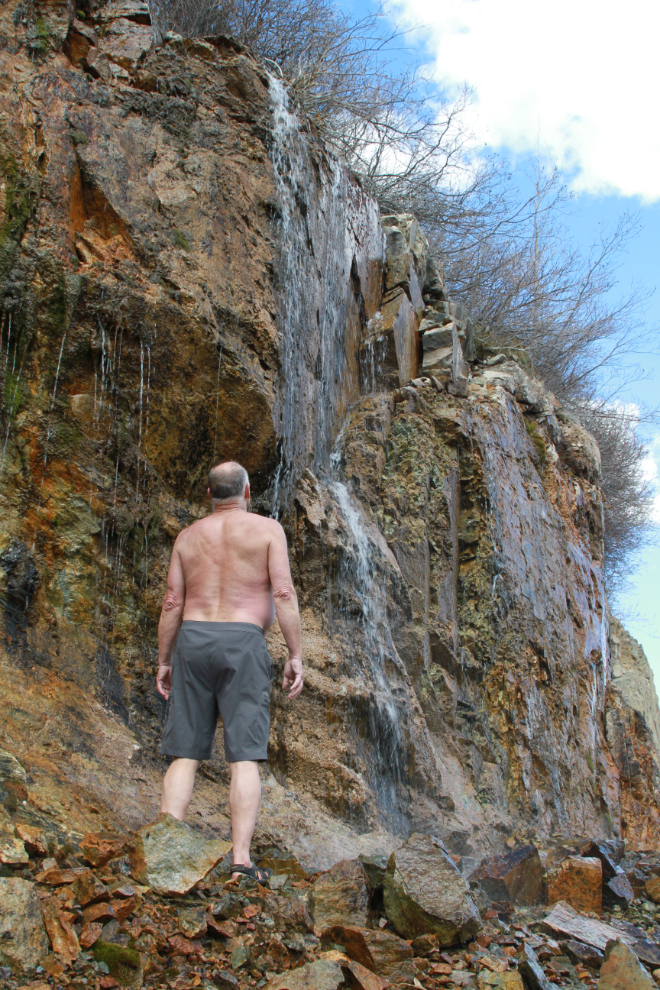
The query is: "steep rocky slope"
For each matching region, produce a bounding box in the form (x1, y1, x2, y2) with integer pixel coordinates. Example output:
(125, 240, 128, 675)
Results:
(0, 0, 659, 873)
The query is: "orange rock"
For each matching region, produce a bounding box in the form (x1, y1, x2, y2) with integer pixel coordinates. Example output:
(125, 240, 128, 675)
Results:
(82, 900, 116, 924)
(73, 869, 110, 907)
(35, 867, 80, 885)
(312, 860, 370, 930)
(343, 958, 390, 990)
(207, 916, 237, 938)
(645, 876, 660, 903)
(109, 893, 140, 923)
(430, 963, 452, 975)
(597, 941, 656, 989)
(42, 898, 81, 966)
(168, 934, 196, 956)
(52, 884, 76, 908)
(79, 832, 128, 867)
(546, 857, 602, 916)
(480, 956, 508, 973)
(15, 823, 48, 857)
(39, 955, 65, 979)
(322, 925, 414, 983)
(79, 921, 103, 948)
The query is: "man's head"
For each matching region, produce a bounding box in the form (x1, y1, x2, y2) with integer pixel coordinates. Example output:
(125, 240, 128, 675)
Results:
(207, 461, 250, 507)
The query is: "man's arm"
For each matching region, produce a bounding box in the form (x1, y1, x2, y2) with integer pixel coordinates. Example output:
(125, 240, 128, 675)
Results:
(156, 542, 185, 700)
(268, 523, 303, 699)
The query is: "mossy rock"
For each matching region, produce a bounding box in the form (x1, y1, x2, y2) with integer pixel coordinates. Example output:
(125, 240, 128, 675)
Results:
(93, 941, 142, 987)
(170, 229, 190, 251)
(525, 418, 547, 464)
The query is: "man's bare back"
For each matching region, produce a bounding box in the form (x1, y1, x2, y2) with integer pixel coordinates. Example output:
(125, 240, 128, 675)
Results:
(173, 509, 282, 629)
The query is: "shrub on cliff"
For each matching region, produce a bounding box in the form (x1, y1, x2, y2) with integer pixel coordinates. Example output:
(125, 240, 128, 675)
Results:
(581, 403, 657, 592)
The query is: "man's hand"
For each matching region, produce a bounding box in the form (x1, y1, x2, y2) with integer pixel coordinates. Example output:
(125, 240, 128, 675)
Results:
(282, 657, 304, 700)
(157, 664, 172, 701)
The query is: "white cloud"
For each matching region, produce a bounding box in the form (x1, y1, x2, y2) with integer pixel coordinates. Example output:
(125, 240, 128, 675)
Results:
(390, 0, 660, 201)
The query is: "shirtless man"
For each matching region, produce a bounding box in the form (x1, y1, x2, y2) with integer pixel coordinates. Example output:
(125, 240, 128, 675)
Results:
(156, 461, 303, 881)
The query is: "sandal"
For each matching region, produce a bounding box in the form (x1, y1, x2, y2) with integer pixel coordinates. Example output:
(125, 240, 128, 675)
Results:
(230, 863, 273, 881)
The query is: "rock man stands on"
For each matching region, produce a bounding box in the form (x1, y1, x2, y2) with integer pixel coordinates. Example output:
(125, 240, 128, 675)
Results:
(155, 461, 304, 880)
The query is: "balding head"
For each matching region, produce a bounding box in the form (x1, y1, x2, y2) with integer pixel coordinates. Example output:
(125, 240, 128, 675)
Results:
(208, 461, 250, 504)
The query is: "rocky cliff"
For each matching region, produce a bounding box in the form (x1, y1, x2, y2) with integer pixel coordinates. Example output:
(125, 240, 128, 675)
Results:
(0, 0, 659, 873)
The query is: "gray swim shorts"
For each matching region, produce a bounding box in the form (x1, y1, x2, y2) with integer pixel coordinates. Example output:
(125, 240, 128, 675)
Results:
(160, 621, 273, 763)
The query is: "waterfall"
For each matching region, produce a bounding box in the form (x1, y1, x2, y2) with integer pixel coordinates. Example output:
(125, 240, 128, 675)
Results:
(330, 477, 411, 828)
(267, 75, 413, 828)
(267, 75, 383, 514)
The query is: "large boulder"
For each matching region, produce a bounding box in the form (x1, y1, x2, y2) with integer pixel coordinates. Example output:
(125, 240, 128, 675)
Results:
(129, 813, 231, 895)
(383, 834, 481, 944)
(311, 859, 369, 929)
(0, 878, 50, 972)
(597, 940, 655, 989)
(469, 845, 544, 906)
(546, 856, 602, 916)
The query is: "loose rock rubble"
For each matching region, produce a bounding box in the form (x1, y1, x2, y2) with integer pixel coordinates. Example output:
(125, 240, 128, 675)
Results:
(2, 822, 660, 990)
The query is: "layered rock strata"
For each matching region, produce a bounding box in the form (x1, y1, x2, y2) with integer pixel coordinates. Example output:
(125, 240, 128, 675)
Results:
(0, 0, 658, 869)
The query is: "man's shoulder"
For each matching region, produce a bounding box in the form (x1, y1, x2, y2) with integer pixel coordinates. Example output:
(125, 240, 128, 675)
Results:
(175, 514, 207, 538)
(244, 512, 283, 536)
(173, 513, 217, 549)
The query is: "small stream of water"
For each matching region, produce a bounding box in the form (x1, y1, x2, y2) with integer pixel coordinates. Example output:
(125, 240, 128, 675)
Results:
(267, 74, 382, 515)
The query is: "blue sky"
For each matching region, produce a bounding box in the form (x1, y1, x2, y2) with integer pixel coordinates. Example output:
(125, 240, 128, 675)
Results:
(342, 0, 660, 682)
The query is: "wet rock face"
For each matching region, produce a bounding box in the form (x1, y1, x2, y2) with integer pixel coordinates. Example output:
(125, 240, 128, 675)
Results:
(280, 371, 618, 845)
(0, 0, 658, 865)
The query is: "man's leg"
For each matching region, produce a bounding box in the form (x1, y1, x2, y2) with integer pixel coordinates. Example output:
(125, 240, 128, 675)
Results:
(160, 758, 200, 820)
(229, 760, 261, 873)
